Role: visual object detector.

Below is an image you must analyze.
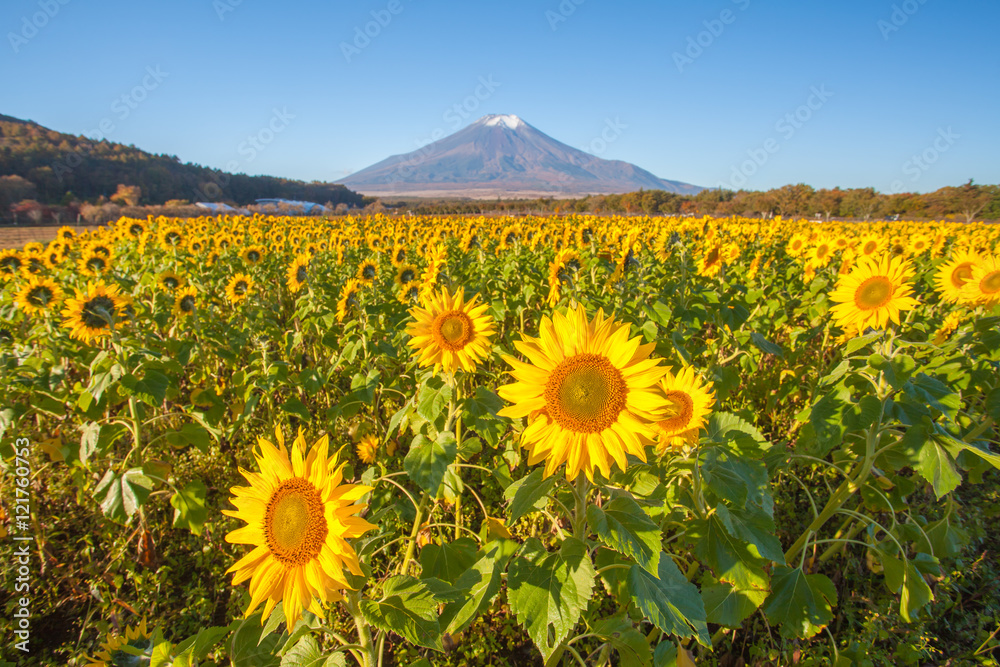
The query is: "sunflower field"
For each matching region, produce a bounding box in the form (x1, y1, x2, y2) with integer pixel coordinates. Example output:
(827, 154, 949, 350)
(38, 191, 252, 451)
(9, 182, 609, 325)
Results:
(1, 213, 999, 666)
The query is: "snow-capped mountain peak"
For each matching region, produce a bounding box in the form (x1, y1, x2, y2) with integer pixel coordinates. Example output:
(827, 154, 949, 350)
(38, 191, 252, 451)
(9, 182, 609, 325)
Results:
(339, 114, 701, 198)
(480, 114, 524, 130)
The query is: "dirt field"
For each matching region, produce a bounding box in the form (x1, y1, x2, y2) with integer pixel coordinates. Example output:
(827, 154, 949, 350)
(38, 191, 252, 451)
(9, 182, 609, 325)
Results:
(0, 225, 103, 249)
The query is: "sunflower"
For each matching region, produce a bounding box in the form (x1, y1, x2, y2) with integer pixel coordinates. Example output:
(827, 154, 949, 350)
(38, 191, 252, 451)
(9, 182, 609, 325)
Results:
(853, 233, 880, 258)
(16, 276, 62, 316)
(226, 273, 254, 304)
(905, 234, 931, 257)
(497, 305, 667, 482)
(224, 429, 375, 627)
(287, 254, 310, 293)
(390, 244, 408, 267)
(960, 254, 1000, 307)
(396, 283, 421, 305)
(697, 243, 724, 278)
(21, 251, 51, 276)
(74, 250, 106, 277)
(406, 286, 496, 374)
(45, 242, 65, 267)
(934, 251, 981, 303)
(157, 270, 184, 291)
(828, 254, 919, 332)
(357, 259, 378, 284)
(62, 281, 126, 342)
(174, 286, 197, 317)
(746, 253, 762, 281)
(394, 263, 418, 288)
(121, 219, 148, 239)
(654, 367, 716, 452)
(187, 236, 207, 254)
(83, 618, 154, 667)
(786, 234, 809, 257)
(335, 279, 362, 323)
(241, 245, 265, 266)
(933, 311, 963, 345)
(158, 225, 184, 250)
(0, 249, 22, 280)
(807, 237, 834, 266)
(357, 434, 379, 464)
(56, 225, 77, 242)
(88, 242, 113, 258)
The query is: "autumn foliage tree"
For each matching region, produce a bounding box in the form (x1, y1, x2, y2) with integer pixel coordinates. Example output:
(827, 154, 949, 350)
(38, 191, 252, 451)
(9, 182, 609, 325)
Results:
(110, 184, 142, 207)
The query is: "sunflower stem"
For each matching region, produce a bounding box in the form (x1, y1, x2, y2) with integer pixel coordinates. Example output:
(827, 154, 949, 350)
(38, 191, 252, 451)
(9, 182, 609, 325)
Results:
(398, 495, 429, 576)
(572, 476, 590, 540)
(344, 589, 376, 667)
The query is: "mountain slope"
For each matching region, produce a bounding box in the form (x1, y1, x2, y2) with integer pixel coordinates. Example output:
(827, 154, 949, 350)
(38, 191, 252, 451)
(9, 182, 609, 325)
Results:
(339, 114, 701, 198)
(0, 115, 364, 207)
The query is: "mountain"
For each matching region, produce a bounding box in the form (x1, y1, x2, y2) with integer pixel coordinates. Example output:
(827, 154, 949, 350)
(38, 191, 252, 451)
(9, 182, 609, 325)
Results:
(0, 115, 364, 208)
(338, 114, 701, 198)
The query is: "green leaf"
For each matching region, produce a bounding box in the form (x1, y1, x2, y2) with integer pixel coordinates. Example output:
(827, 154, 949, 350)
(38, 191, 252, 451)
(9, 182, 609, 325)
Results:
(937, 428, 1000, 471)
(627, 557, 710, 647)
(984, 387, 1000, 421)
(899, 559, 933, 622)
(229, 614, 281, 667)
(702, 577, 768, 627)
(165, 422, 214, 453)
(259, 602, 286, 645)
(918, 513, 971, 559)
(648, 300, 673, 327)
(417, 376, 453, 422)
(704, 412, 769, 455)
(360, 575, 444, 651)
(504, 468, 557, 524)
(440, 539, 515, 636)
(508, 537, 595, 662)
(170, 479, 208, 535)
(404, 431, 457, 494)
(172, 625, 229, 662)
(715, 504, 784, 563)
(462, 387, 507, 448)
(763, 566, 837, 639)
(120, 368, 171, 407)
(280, 636, 343, 667)
(915, 439, 961, 499)
(591, 613, 652, 667)
(280, 396, 312, 423)
(795, 388, 849, 459)
(845, 329, 884, 355)
(93, 467, 154, 522)
(419, 537, 478, 585)
(79, 422, 128, 466)
(904, 373, 960, 421)
(385, 402, 412, 440)
(700, 448, 768, 510)
(750, 332, 784, 358)
(689, 514, 768, 592)
(587, 495, 662, 575)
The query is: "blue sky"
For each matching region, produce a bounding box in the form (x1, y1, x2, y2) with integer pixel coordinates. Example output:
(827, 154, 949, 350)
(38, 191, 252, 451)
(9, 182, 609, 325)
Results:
(2, 0, 998, 193)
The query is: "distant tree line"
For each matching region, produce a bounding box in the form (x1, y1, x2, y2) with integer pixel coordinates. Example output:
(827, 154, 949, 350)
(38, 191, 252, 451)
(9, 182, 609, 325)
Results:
(3, 115, 996, 224)
(0, 115, 364, 222)
(389, 182, 1000, 221)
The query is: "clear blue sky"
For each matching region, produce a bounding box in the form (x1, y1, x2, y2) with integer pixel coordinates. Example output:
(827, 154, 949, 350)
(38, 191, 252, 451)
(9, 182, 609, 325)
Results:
(2, 0, 998, 193)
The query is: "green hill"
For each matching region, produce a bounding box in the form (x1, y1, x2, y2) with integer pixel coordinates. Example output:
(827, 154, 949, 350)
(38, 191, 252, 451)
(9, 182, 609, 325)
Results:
(0, 114, 364, 208)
